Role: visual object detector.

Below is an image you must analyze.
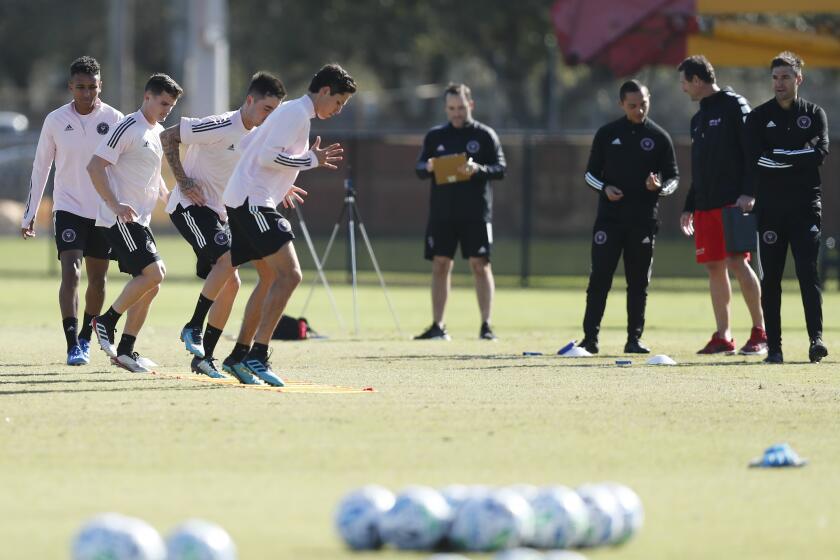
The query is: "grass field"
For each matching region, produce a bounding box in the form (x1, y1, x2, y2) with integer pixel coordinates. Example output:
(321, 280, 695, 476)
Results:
(1, 238, 839, 559)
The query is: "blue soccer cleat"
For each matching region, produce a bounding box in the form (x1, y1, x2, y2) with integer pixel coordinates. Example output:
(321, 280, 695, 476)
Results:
(242, 355, 285, 387)
(222, 357, 262, 385)
(180, 325, 205, 358)
(67, 344, 88, 366)
(78, 338, 91, 362)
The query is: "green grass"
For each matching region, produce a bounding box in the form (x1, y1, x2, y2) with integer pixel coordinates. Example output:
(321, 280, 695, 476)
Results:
(0, 238, 839, 559)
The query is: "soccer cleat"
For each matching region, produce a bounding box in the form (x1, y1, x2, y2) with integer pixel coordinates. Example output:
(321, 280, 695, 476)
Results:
(578, 338, 599, 355)
(697, 332, 736, 355)
(191, 356, 227, 379)
(479, 322, 497, 341)
(111, 352, 152, 373)
(809, 339, 828, 363)
(222, 357, 262, 385)
(135, 355, 158, 370)
(413, 323, 451, 341)
(242, 355, 285, 387)
(180, 325, 205, 358)
(763, 351, 784, 364)
(738, 327, 768, 356)
(66, 344, 88, 366)
(78, 338, 91, 362)
(624, 339, 651, 354)
(91, 316, 117, 358)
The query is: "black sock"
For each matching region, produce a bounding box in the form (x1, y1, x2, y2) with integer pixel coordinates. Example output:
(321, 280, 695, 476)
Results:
(117, 334, 136, 356)
(100, 306, 122, 329)
(203, 324, 223, 359)
(188, 294, 214, 328)
(249, 342, 269, 360)
(79, 312, 95, 341)
(228, 343, 250, 363)
(62, 317, 79, 351)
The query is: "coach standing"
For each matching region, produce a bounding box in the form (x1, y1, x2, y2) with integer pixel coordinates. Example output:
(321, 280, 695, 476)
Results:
(678, 55, 767, 356)
(577, 80, 678, 355)
(414, 83, 506, 341)
(745, 52, 829, 364)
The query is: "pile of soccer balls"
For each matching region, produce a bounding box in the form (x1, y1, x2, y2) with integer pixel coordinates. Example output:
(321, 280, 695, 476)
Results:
(72, 513, 236, 560)
(334, 482, 643, 554)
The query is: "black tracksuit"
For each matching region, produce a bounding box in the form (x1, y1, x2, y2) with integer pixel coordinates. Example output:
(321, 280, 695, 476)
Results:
(582, 117, 679, 341)
(745, 97, 830, 351)
(683, 88, 753, 213)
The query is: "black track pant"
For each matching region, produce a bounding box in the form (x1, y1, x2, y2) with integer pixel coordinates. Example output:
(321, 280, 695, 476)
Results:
(757, 201, 822, 351)
(582, 219, 657, 341)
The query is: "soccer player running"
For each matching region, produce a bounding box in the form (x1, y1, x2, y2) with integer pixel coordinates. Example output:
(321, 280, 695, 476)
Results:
(744, 52, 829, 364)
(160, 72, 285, 378)
(86, 74, 183, 373)
(414, 83, 506, 341)
(577, 80, 678, 355)
(220, 64, 354, 386)
(677, 55, 767, 356)
(21, 56, 123, 366)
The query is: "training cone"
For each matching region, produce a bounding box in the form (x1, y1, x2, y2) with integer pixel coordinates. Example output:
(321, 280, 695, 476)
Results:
(558, 342, 592, 357)
(646, 354, 676, 365)
(749, 443, 808, 468)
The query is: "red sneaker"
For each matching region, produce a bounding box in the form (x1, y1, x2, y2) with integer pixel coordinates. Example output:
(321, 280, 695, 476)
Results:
(738, 327, 768, 355)
(697, 332, 736, 355)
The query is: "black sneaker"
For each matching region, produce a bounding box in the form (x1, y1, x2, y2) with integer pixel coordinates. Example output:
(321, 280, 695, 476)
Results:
(578, 338, 599, 355)
(763, 351, 784, 364)
(479, 322, 497, 341)
(413, 323, 451, 341)
(809, 339, 828, 363)
(624, 339, 651, 354)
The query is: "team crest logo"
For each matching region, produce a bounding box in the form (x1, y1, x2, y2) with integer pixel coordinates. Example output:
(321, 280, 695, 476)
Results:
(145, 237, 157, 253)
(762, 230, 778, 245)
(594, 230, 608, 245)
(466, 140, 481, 154)
(640, 138, 655, 151)
(96, 122, 110, 135)
(214, 230, 229, 245)
(277, 218, 292, 232)
(796, 116, 812, 129)
(61, 229, 77, 243)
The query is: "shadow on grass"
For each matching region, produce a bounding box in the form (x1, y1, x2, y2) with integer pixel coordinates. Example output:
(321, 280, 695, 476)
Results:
(0, 384, 217, 396)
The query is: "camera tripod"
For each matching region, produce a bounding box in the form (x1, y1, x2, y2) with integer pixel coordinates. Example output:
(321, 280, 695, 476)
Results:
(296, 178, 402, 336)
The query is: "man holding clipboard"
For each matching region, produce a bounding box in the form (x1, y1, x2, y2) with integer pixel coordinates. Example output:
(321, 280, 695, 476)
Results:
(414, 83, 506, 341)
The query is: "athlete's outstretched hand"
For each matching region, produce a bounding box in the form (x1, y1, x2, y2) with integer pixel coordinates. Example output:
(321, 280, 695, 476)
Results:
(21, 220, 35, 239)
(604, 185, 624, 202)
(311, 136, 344, 169)
(281, 185, 308, 209)
(680, 212, 694, 237)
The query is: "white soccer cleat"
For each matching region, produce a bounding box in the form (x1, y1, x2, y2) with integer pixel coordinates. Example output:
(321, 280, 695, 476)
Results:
(135, 355, 158, 369)
(111, 353, 152, 373)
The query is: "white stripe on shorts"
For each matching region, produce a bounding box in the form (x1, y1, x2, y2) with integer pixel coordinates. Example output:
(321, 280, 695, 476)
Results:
(249, 205, 269, 233)
(117, 221, 137, 252)
(183, 211, 207, 248)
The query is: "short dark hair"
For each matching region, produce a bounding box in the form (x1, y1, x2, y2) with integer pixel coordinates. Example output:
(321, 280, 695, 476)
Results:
(444, 83, 473, 102)
(70, 56, 100, 78)
(247, 71, 286, 100)
(619, 79, 648, 101)
(308, 64, 357, 95)
(771, 51, 804, 76)
(678, 55, 716, 84)
(144, 73, 183, 98)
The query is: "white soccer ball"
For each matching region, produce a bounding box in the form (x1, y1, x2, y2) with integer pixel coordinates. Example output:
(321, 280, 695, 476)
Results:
(334, 485, 396, 550)
(379, 486, 453, 550)
(440, 484, 491, 513)
(501, 484, 540, 504)
(603, 483, 644, 544)
(72, 513, 166, 560)
(575, 484, 626, 548)
(449, 489, 535, 552)
(165, 519, 237, 560)
(529, 485, 590, 549)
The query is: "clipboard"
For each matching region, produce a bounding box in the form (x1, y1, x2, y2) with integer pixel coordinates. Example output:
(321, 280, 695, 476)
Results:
(432, 153, 470, 184)
(722, 206, 757, 253)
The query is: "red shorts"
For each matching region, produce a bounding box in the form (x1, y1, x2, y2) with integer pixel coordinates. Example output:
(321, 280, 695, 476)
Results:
(693, 207, 750, 264)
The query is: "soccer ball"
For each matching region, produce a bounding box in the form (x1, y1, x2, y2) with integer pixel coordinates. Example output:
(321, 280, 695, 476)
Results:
(575, 484, 626, 548)
(603, 483, 644, 545)
(440, 484, 490, 513)
(334, 485, 395, 550)
(528, 485, 590, 549)
(378, 486, 453, 550)
(448, 489, 535, 552)
(501, 484, 540, 503)
(165, 519, 237, 560)
(72, 513, 166, 560)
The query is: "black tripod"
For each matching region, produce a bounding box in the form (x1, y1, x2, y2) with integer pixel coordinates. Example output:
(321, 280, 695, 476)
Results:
(297, 178, 402, 336)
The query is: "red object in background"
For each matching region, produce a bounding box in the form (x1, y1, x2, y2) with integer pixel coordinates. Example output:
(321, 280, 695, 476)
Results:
(552, 0, 699, 76)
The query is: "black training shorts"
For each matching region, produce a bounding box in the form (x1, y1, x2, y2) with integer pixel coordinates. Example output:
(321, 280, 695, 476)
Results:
(226, 199, 295, 267)
(424, 220, 492, 260)
(101, 221, 161, 277)
(170, 204, 231, 279)
(53, 210, 111, 260)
